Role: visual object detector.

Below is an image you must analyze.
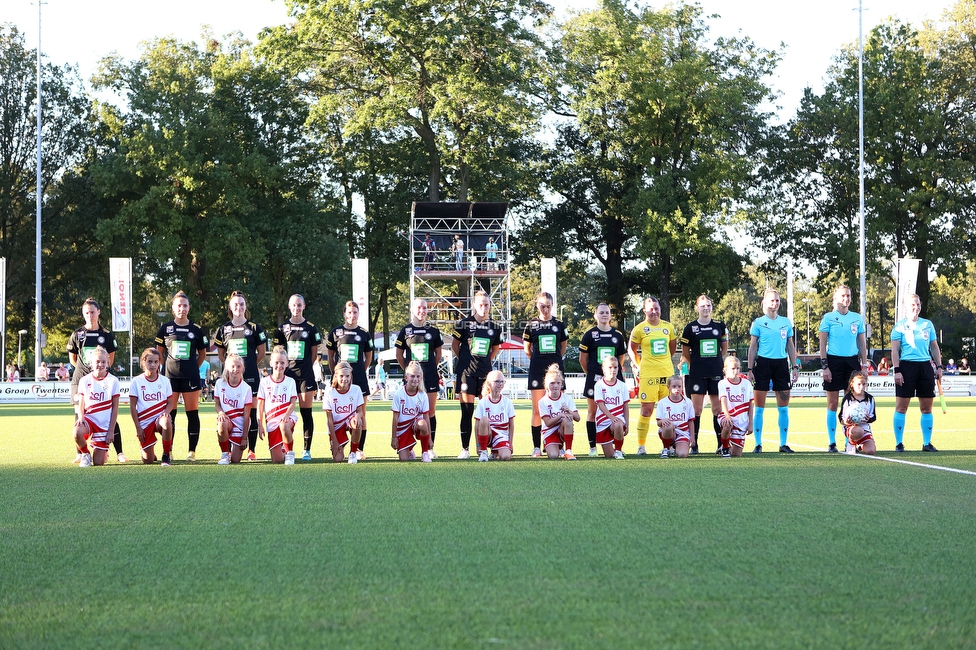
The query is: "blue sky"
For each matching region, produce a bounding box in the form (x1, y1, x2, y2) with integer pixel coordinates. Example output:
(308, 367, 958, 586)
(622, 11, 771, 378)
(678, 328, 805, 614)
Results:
(6, 0, 957, 118)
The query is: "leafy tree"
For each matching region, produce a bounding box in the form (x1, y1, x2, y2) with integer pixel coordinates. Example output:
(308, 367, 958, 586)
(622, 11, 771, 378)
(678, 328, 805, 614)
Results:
(519, 1, 776, 320)
(90, 34, 347, 330)
(769, 12, 976, 311)
(0, 24, 104, 362)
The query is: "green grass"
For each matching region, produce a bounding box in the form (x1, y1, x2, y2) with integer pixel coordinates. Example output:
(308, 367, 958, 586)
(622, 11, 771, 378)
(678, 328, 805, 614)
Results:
(2, 400, 976, 648)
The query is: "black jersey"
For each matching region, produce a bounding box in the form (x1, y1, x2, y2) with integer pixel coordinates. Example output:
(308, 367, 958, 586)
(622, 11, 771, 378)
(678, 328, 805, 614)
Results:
(452, 316, 502, 378)
(214, 320, 267, 388)
(679, 319, 728, 378)
(67, 325, 117, 383)
(326, 325, 374, 387)
(273, 319, 322, 376)
(395, 323, 444, 372)
(579, 326, 627, 378)
(522, 317, 568, 377)
(155, 320, 208, 379)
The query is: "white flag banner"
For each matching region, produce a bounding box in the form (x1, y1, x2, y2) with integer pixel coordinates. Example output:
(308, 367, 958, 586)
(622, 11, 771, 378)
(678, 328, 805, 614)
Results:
(109, 258, 132, 332)
(895, 258, 919, 323)
(541, 257, 557, 308)
(352, 259, 369, 327)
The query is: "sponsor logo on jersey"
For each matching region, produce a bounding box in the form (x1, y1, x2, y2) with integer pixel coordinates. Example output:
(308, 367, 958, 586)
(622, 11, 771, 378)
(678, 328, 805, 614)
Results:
(301, 331, 308, 339)
(97, 336, 105, 344)
(188, 332, 195, 339)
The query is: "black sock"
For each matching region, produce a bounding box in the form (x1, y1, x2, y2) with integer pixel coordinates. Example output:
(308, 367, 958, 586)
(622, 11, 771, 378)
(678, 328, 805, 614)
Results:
(586, 421, 597, 448)
(248, 416, 259, 453)
(693, 416, 702, 448)
(359, 429, 367, 452)
(460, 402, 474, 449)
(300, 407, 313, 451)
(113, 422, 123, 454)
(531, 425, 542, 449)
(186, 409, 200, 452)
(713, 415, 722, 450)
(430, 416, 437, 444)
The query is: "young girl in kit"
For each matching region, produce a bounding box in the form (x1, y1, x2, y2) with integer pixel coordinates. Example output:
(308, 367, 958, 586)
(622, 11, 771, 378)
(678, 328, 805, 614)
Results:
(390, 361, 432, 462)
(594, 356, 629, 459)
(257, 346, 299, 465)
(655, 375, 696, 458)
(73, 346, 121, 467)
(214, 353, 253, 464)
(839, 371, 877, 455)
(474, 370, 515, 462)
(324, 361, 366, 464)
(129, 347, 176, 465)
(718, 355, 754, 458)
(538, 364, 580, 460)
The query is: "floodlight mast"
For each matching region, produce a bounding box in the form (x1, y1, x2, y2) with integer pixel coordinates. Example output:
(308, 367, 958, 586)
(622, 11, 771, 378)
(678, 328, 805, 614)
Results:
(858, 1, 867, 322)
(35, 1, 45, 375)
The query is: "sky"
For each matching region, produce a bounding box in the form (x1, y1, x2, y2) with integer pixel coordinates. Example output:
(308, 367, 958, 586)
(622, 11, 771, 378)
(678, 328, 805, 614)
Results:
(4, 0, 959, 119)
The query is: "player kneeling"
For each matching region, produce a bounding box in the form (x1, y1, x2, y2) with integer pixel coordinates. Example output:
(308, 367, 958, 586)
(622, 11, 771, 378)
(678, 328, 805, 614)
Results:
(718, 356, 754, 458)
(214, 353, 253, 464)
(324, 361, 366, 464)
(130, 347, 176, 465)
(656, 375, 696, 458)
(594, 357, 630, 458)
(257, 346, 299, 465)
(839, 371, 877, 455)
(74, 346, 120, 467)
(391, 361, 432, 462)
(538, 364, 580, 460)
(475, 370, 515, 461)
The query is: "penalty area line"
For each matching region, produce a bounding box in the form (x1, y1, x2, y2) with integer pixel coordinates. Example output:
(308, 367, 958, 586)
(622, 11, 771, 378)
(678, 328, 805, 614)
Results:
(852, 453, 976, 477)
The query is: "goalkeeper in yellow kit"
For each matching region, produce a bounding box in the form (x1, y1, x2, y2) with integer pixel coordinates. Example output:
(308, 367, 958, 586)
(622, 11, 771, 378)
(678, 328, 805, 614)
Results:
(628, 296, 678, 456)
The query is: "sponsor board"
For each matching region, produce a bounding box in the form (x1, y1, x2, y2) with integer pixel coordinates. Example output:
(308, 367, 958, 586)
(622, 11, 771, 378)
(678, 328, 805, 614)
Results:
(0, 381, 133, 404)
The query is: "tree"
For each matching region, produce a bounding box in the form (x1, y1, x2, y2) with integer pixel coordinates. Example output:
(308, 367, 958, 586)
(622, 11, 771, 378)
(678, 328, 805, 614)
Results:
(262, 0, 549, 204)
(90, 34, 347, 330)
(519, 1, 776, 320)
(0, 23, 102, 362)
(768, 11, 976, 311)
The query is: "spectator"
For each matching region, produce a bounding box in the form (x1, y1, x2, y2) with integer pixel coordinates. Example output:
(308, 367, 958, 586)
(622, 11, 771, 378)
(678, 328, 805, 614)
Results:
(876, 357, 890, 375)
(37, 362, 50, 381)
(56, 363, 70, 381)
(946, 359, 958, 375)
(959, 358, 971, 374)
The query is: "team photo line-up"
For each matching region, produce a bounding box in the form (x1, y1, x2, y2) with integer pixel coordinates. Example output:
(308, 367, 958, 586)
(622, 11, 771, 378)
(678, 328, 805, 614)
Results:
(69, 283, 943, 467)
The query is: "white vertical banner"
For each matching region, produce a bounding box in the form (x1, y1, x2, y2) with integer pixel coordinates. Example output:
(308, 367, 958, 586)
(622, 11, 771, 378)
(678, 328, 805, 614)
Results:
(352, 259, 369, 327)
(786, 262, 795, 324)
(109, 258, 132, 332)
(541, 257, 557, 307)
(895, 258, 919, 322)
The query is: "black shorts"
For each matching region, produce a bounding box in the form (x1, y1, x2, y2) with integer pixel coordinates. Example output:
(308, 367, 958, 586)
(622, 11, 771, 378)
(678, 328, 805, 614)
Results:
(685, 376, 720, 396)
(286, 368, 317, 394)
(895, 360, 936, 399)
(584, 373, 602, 399)
(422, 368, 440, 394)
(824, 355, 860, 392)
(169, 376, 201, 393)
(354, 377, 369, 395)
(458, 371, 487, 397)
(753, 357, 791, 392)
(244, 375, 260, 395)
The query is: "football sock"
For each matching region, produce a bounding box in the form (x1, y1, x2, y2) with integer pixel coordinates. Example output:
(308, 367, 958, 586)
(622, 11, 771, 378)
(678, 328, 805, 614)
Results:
(248, 418, 258, 452)
(429, 416, 437, 444)
(531, 425, 542, 449)
(162, 439, 173, 454)
(693, 415, 702, 446)
(359, 429, 367, 452)
(300, 407, 314, 451)
(477, 433, 490, 452)
(564, 433, 573, 452)
(78, 443, 89, 454)
(219, 439, 230, 453)
(586, 420, 597, 448)
(826, 409, 838, 446)
(713, 415, 722, 450)
(613, 438, 623, 451)
(893, 411, 906, 445)
(637, 414, 650, 446)
(113, 422, 123, 454)
(460, 402, 475, 449)
(186, 410, 200, 452)
(777, 406, 789, 446)
(920, 413, 934, 446)
(350, 440, 359, 454)
(754, 407, 765, 444)
(419, 433, 431, 452)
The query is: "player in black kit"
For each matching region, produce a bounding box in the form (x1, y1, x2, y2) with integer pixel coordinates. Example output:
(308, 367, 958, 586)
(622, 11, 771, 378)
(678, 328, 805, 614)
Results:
(154, 291, 209, 461)
(395, 298, 444, 456)
(273, 294, 323, 460)
(326, 300, 374, 461)
(523, 291, 568, 457)
(451, 291, 502, 458)
(578, 303, 629, 455)
(678, 294, 729, 453)
(213, 291, 267, 460)
(68, 297, 126, 463)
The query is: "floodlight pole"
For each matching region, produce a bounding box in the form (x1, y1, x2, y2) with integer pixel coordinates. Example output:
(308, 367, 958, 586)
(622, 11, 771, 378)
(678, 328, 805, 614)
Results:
(35, 1, 45, 375)
(858, 0, 867, 321)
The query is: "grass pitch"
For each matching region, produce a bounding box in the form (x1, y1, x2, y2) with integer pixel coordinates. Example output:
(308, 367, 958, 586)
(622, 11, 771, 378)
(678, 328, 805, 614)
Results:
(1, 398, 975, 648)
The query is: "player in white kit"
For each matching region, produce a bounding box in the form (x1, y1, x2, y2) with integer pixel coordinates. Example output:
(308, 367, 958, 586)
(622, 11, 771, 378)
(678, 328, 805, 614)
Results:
(129, 347, 176, 465)
(324, 361, 366, 464)
(214, 353, 253, 464)
(718, 356, 754, 458)
(257, 346, 299, 465)
(73, 346, 121, 467)
(390, 361, 432, 462)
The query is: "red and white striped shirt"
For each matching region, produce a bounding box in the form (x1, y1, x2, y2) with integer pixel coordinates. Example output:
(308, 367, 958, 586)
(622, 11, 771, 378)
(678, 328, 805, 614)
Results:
(130, 373, 172, 428)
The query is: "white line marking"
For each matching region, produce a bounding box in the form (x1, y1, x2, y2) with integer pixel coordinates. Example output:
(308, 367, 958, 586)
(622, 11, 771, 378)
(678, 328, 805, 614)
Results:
(848, 453, 976, 477)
